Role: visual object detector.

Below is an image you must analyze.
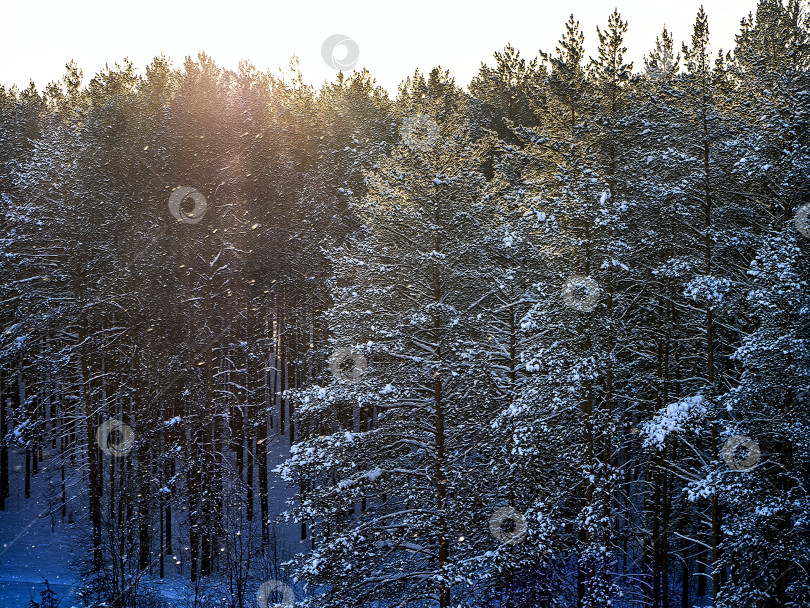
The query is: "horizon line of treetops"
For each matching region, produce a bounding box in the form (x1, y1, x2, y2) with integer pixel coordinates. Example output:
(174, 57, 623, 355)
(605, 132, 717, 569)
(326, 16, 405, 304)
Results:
(0, 6, 779, 103)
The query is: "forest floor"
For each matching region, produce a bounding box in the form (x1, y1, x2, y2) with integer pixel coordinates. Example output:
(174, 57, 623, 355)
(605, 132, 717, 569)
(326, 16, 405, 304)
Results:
(0, 448, 80, 606)
(0, 430, 299, 607)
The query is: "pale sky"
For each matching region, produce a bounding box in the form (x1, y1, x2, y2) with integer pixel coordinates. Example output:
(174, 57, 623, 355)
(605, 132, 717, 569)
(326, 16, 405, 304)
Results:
(1, 0, 760, 96)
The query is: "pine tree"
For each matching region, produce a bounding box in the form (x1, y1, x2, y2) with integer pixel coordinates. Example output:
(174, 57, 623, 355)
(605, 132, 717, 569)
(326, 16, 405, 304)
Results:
(279, 69, 508, 608)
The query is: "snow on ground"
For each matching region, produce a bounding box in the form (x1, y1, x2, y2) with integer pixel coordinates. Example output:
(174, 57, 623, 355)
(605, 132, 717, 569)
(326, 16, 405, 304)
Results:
(0, 427, 300, 607)
(0, 448, 81, 607)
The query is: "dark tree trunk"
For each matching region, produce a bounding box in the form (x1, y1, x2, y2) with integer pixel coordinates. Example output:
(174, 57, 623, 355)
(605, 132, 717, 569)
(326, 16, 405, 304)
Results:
(0, 386, 8, 510)
(79, 322, 103, 571)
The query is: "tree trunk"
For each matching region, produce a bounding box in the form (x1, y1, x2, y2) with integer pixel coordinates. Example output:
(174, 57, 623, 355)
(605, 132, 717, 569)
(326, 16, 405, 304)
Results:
(0, 377, 8, 509)
(79, 321, 103, 570)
